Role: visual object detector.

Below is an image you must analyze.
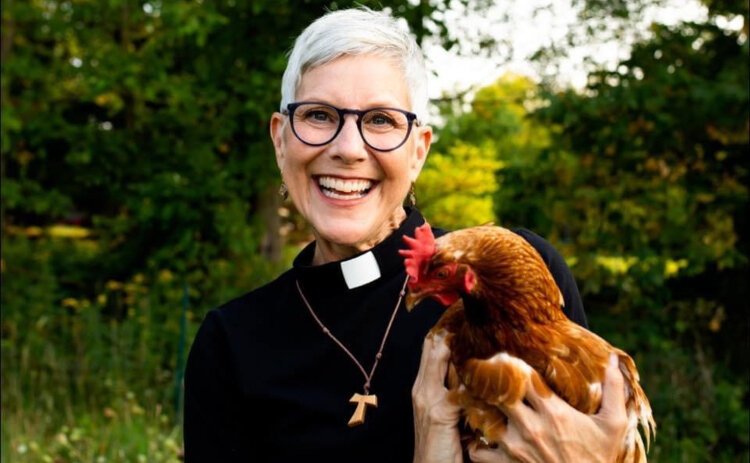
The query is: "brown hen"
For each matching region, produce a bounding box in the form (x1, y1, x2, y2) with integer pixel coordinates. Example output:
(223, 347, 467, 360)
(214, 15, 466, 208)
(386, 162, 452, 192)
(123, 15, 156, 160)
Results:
(400, 223, 655, 462)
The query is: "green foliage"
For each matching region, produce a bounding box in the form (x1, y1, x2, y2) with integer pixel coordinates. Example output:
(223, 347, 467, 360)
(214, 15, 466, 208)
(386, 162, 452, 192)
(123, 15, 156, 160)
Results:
(1, 232, 185, 461)
(417, 141, 501, 229)
(424, 75, 548, 229)
(530, 15, 749, 311)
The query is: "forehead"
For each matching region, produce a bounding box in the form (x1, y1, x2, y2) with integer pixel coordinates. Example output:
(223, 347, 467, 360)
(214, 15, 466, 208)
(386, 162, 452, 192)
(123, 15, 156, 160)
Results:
(296, 54, 411, 109)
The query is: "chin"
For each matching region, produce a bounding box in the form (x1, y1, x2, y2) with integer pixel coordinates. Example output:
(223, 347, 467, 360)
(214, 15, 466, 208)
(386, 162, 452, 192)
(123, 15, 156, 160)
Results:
(305, 196, 405, 252)
(316, 222, 377, 248)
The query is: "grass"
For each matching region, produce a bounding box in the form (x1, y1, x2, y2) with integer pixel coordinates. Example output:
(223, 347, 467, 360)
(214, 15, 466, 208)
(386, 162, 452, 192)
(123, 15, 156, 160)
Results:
(2, 405, 182, 462)
(1, 235, 188, 463)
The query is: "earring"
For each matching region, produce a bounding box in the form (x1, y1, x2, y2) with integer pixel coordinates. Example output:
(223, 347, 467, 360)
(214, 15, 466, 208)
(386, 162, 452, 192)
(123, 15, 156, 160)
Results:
(408, 183, 417, 207)
(279, 182, 288, 200)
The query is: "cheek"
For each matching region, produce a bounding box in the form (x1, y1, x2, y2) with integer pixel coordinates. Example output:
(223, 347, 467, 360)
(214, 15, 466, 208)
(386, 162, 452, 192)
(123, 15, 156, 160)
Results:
(379, 151, 414, 186)
(279, 153, 317, 200)
(280, 140, 317, 174)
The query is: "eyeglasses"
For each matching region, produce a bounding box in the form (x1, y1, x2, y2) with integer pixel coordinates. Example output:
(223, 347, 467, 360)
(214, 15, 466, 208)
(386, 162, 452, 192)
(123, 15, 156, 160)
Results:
(283, 102, 419, 152)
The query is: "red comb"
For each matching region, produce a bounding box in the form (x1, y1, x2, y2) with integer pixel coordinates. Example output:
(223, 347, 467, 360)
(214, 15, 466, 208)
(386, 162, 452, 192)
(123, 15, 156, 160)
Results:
(399, 222, 436, 284)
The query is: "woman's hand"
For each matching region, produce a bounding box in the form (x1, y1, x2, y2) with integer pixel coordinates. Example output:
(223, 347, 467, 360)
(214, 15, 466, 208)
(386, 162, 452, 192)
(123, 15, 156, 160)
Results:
(412, 332, 463, 463)
(468, 353, 629, 463)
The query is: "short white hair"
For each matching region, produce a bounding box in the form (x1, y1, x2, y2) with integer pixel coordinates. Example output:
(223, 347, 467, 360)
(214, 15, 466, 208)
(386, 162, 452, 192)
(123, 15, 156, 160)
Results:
(279, 7, 429, 122)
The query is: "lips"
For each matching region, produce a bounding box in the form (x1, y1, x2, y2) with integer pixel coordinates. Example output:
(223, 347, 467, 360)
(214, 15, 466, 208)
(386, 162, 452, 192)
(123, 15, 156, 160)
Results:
(316, 175, 375, 200)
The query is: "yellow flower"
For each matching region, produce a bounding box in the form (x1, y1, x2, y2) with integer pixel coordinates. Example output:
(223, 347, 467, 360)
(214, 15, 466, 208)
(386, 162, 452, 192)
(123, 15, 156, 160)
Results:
(62, 298, 80, 309)
(595, 255, 638, 274)
(158, 269, 174, 283)
(47, 225, 91, 239)
(664, 259, 688, 277)
(106, 280, 124, 291)
(25, 226, 43, 237)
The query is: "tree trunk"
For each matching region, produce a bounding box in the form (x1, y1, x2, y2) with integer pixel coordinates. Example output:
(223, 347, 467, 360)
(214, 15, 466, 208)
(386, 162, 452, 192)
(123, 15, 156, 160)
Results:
(1, 0, 14, 233)
(258, 183, 282, 263)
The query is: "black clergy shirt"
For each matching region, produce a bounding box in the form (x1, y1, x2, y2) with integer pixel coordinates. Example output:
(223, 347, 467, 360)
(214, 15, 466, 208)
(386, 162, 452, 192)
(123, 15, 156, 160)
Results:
(183, 208, 587, 463)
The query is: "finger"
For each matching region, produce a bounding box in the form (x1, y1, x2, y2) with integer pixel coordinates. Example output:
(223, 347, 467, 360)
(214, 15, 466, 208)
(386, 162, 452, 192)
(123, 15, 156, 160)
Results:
(523, 371, 554, 412)
(428, 330, 451, 361)
(490, 367, 534, 422)
(499, 398, 533, 428)
(421, 331, 451, 385)
(598, 353, 627, 419)
(413, 332, 451, 400)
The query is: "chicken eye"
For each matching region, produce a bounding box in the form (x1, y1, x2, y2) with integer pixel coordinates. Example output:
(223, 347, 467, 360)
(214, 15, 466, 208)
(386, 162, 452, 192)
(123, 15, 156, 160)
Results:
(434, 268, 449, 279)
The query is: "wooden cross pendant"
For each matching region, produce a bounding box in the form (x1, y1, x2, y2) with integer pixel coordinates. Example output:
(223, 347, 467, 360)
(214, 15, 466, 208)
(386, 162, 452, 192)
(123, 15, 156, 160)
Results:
(348, 393, 378, 427)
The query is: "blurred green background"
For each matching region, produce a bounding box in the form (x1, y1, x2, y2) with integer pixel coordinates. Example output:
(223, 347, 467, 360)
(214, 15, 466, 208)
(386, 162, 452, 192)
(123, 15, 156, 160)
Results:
(1, 0, 747, 461)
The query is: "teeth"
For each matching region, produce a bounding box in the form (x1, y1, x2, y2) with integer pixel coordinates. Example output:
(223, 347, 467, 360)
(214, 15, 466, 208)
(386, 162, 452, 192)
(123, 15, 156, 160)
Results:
(318, 176, 373, 193)
(321, 189, 368, 200)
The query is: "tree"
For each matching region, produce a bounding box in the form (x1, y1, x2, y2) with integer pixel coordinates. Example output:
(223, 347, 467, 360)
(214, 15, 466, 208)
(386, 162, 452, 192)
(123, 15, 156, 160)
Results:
(422, 74, 548, 229)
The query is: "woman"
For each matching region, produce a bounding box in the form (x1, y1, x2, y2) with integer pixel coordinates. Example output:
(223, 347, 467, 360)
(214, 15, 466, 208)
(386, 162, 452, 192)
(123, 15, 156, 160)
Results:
(184, 7, 628, 462)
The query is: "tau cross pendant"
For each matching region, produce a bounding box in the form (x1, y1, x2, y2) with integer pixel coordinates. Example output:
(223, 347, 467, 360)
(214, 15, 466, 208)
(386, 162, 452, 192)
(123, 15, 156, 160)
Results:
(348, 393, 378, 427)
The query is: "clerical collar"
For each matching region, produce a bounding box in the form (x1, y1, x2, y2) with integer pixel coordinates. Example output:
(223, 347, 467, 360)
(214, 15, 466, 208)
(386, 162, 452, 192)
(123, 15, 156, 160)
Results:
(292, 208, 425, 295)
(340, 251, 381, 289)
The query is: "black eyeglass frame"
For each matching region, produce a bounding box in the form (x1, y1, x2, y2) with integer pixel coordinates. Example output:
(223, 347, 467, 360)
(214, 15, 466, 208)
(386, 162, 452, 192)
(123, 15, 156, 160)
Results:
(282, 101, 420, 152)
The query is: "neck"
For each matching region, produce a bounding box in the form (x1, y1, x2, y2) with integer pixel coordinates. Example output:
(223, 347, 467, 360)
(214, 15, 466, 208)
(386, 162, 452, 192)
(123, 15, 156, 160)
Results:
(311, 208, 407, 265)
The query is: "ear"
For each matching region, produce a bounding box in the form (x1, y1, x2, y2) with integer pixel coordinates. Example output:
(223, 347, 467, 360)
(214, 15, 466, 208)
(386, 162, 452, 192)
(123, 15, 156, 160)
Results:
(409, 125, 432, 182)
(270, 112, 286, 169)
(463, 267, 477, 294)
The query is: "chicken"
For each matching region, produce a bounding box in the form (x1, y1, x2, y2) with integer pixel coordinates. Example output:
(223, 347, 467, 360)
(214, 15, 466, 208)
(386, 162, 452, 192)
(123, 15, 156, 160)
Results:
(400, 223, 655, 462)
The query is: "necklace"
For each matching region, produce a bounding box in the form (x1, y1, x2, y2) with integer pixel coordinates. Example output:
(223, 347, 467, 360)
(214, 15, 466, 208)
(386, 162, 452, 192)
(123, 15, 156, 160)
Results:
(295, 275, 410, 427)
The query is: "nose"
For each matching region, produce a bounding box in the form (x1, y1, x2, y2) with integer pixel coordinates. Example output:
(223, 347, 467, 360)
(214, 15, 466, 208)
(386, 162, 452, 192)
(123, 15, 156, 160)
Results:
(329, 115, 368, 163)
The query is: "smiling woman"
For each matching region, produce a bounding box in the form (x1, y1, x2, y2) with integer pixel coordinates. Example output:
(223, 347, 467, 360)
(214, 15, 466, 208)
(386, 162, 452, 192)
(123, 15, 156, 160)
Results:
(183, 7, 627, 463)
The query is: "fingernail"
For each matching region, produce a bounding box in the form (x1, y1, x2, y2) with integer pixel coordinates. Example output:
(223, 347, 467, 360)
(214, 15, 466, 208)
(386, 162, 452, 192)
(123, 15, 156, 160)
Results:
(609, 352, 618, 368)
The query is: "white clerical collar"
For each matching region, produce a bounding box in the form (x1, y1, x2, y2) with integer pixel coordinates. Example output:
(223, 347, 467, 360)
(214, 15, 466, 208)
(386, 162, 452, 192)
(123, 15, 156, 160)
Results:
(340, 251, 381, 289)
